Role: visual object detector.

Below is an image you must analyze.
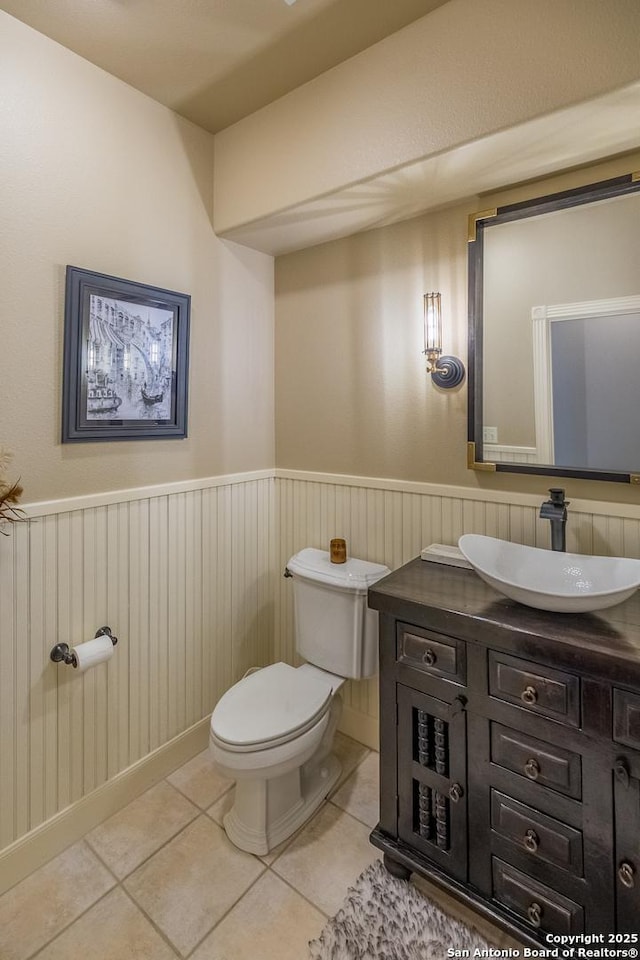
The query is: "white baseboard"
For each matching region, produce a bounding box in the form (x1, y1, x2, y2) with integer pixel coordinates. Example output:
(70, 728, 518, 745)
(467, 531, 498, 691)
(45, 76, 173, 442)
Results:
(338, 704, 379, 751)
(0, 717, 210, 897)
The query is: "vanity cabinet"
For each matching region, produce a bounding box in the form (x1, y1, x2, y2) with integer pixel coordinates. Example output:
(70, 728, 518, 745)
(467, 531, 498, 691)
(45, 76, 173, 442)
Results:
(368, 558, 640, 945)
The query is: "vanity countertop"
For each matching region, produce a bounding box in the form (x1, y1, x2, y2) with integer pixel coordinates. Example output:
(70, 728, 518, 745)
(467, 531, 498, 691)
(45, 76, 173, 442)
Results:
(368, 557, 640, 687)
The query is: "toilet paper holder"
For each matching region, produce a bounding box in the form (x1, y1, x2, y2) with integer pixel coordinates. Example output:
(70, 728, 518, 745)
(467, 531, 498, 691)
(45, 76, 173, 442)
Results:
(50, 626, 118, 666)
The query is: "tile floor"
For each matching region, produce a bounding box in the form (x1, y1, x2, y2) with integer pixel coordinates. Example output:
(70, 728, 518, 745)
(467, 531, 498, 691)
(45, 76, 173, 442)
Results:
(0, 733, 519, 960)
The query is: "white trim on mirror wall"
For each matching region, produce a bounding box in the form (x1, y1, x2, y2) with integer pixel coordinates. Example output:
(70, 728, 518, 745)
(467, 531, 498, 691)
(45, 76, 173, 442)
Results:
(484, 443, 538, 464)
(531, 295, 640, 467)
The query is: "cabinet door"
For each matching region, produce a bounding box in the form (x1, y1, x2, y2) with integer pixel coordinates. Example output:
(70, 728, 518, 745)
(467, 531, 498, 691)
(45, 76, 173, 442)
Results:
(614, 759, 640, 932)
(397, 684, 467, 881)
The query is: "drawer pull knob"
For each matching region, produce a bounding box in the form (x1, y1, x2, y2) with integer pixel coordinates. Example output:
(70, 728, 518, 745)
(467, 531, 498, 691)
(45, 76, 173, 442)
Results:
(523, 828, 539, 853)
(524, 758, 540, 780)
(422, 649, 437, 666)
(615, 758, 631, 789)
(527, 902, 543, 927)
(448, 695, 467, 719)
(619, 861, 636, 889)
(521, 685, 538, 706)
(449, 782, 463, 803)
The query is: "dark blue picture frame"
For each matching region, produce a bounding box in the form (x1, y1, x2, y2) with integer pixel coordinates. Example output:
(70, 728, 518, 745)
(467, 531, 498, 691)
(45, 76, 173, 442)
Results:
(62, 266, 190, 442)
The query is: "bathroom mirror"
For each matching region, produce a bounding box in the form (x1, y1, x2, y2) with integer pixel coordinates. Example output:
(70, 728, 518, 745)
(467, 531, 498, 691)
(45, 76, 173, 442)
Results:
(467, 171, 640, 484)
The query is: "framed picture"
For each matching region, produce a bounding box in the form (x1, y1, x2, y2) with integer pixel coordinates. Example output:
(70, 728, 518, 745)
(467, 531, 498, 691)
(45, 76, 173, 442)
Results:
(62, 266, 190, 442)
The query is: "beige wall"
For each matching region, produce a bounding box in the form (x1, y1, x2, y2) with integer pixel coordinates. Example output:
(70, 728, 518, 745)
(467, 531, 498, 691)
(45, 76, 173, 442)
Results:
(214, 0, 640, 234)
(275, 153, 640, 505)
(275, 204, 468, 479)
(0, 12, 275, 504)
(0, 13, 277, 883)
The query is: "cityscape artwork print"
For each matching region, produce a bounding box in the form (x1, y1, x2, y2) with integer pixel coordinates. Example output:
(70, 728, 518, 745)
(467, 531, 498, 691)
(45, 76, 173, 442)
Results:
(86, 294, 174, 422)
(62, 266, 190, 442)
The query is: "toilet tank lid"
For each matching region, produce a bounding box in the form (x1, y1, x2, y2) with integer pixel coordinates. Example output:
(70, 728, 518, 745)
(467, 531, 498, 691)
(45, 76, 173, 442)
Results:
(287, 548, 390, 593)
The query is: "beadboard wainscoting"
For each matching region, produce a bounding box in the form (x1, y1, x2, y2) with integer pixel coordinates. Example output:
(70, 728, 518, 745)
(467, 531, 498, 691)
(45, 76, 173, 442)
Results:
(0, 471, 276, 892)
(2, 466, 640, 893)
(275, 470, 640, 751)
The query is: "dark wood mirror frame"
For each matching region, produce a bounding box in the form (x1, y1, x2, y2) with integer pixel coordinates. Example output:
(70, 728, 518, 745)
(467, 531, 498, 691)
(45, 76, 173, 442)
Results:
(467, 171, 640, 485)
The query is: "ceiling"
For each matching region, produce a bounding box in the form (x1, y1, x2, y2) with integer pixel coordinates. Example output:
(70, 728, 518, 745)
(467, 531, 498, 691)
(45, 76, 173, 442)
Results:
(0, 0, 449, 133)
(5, 0, 638, 256)
(221, 82, 640, 254)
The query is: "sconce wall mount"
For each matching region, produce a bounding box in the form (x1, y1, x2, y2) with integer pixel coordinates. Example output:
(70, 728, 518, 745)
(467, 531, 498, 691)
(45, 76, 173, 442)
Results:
(423, 292, 465, 389)
(429, 354, 466, 388)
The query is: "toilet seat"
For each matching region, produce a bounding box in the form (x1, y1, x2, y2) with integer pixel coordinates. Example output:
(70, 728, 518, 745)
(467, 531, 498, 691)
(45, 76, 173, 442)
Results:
(210, 662, 333, 753)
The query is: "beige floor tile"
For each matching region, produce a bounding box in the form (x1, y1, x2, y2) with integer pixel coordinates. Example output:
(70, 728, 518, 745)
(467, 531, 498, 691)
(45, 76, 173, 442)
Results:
(124, 815, 265, 956)
(330, 750, 379, 827)
(272, 803, 380, 916)
(329, 732, 370, 794)
(206, 784, 233, 828)
(0, 841, 115, 960)
(35, 887, 178, 960)
(190, 871, 325, 960)
(168, 748, 234, 809)
(86, 780, 199, 879)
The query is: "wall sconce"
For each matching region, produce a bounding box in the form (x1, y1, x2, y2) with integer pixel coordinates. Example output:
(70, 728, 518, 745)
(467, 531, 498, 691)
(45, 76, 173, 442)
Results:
(422, 292, 465, 388)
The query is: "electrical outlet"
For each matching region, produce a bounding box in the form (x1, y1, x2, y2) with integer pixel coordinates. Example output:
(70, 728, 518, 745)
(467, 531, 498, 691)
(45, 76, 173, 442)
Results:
(483, 426, 498, 444)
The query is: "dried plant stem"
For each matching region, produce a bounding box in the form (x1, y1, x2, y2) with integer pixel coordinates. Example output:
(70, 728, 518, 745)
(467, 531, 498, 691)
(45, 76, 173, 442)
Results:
(0, 479, 26, 534)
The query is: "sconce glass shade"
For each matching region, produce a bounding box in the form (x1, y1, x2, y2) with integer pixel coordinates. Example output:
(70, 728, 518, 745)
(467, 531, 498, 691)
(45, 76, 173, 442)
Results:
(423, 292, 442, 359)
(422, 291, 465, 389)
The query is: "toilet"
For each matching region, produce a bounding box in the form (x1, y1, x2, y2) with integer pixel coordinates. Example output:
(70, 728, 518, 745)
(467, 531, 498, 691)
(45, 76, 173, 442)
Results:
(209, 547, 390, 855)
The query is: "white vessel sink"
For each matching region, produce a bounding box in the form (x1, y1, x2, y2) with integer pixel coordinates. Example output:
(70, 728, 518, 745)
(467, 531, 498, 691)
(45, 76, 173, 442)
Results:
(458, 534, 640, 613)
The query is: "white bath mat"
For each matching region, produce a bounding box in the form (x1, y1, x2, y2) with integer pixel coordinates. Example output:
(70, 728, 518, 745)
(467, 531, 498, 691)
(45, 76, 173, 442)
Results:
(308, 859, 491, 960)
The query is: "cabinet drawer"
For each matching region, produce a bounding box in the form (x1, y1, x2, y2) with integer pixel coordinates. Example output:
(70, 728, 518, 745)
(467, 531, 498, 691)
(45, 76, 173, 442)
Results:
(398, 623, 465, 683)
(493, 858, 584, 935)
(491, 790, 583, 876)
(613, 688, 640, 750)
(489, 652, 580, 727)
(491, 723, 582, 800)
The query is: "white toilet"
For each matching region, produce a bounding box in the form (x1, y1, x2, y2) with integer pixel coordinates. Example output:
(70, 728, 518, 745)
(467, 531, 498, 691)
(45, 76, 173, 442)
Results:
(209, 547, 390, 855)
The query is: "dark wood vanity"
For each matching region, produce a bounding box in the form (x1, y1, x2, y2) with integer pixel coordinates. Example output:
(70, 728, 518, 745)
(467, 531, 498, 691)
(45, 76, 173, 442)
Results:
(368, 558, 640, 944)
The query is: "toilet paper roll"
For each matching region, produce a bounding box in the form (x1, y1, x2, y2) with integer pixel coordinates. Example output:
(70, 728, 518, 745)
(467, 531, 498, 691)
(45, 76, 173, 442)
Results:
(71, 634, 115, 672)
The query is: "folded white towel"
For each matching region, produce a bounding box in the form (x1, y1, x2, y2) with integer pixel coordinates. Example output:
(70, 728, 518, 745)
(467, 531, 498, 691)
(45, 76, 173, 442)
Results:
(420, 543, 472, 569)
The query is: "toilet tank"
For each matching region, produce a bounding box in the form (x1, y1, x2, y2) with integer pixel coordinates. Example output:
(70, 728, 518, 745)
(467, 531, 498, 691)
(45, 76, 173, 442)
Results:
(286, 548, 390, 679)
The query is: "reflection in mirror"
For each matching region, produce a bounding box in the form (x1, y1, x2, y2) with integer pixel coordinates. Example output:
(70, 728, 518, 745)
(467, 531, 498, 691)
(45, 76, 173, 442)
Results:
(469, 173, 640, 483)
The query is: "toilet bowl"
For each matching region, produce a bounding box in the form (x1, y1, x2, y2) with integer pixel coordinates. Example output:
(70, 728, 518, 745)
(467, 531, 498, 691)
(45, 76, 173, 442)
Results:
(210, 547, 390, 854)
(210, 661, 344, 855)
